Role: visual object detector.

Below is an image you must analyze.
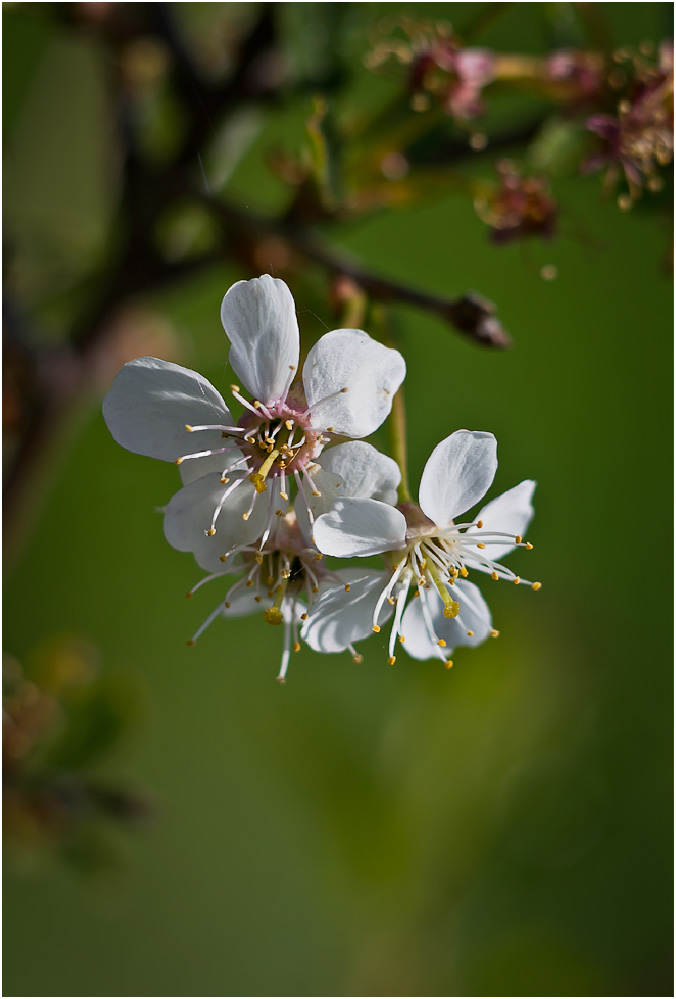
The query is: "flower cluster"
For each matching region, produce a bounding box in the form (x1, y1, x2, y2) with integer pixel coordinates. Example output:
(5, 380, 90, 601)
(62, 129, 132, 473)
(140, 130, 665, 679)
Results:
(104, 276, 539, 681)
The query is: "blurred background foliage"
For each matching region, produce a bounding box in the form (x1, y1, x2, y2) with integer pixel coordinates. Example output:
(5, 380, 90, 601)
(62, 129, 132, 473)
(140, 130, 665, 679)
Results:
(3, 2, 673, 996)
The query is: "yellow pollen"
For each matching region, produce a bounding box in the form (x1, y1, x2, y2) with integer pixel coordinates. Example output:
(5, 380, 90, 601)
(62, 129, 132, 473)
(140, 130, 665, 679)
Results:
(515, 535, 522, 544)
(373, 625, 381, 633)
(186, 591, 193, 599)
(419, 577, 426, 586)
(245, 580, 253, 588)
(185, 424, 193, 431)
(225, 601, 231, 608)
(443, 601, 460, 619)
(267, 590, 274, 598)
(490, 629, 500, 637)
(300, 613, 308, 621)
(387, 656, 396, 665)
(242, 512, 249, 521)
(398, 635, 406, 643)
(312, 585, 319, 593)
(477, 542, 486, 549)
(267, 576, 275, 585)
(220, 477, 229, 484)
(293, 643, 301, 653)
(387, 597, 395, 605)
(207, 528, 216, 536)
(275, 676, 286, 685)
(245, 435, 255, 444)
(444, 660, 453, 669)
(513, 576, 520, 585)
(280, 492, 289, 501)
(437, 639, 446, 647)
(352, 654, 363, 664)
(186, 640, 195, 647)
(326, 426, 335, 432)
(525, 542, 534, 550)
(491, 571, 499, 580)
(257, 441, 267, 450)
(466, 630, 474, 636)
(476, 520, 483, 528)
(312, 490, 321, 497)
(532, 581, 541, 591)
(460, 567, 469, 577)
(285, 420, 293, 430)
(175, 457, 184, 465)
(230, 384, 240, 393)
(315, 553, 323, 561)
(253, 400, 261, 409)
(340, 387, 349, 393)
(255, 596, 262, 603)
(344, 584, 351, 593)
(254, 553, 264, 564)
(222, 431, 227, 438)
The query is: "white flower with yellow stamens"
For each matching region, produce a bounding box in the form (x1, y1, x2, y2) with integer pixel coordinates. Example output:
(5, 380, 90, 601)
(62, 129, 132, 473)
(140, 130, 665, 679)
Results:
(179, 440, 402, 683)
(307, 429, 539, 667)
(102, 275, 405, 560)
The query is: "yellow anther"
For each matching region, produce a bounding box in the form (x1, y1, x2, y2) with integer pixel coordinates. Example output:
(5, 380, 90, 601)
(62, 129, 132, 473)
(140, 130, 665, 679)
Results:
(220, 477, 230, 484)
(275, 676, 286, 685)
(372, 625, 381, 633)
(285, 420, 293, 430)
(257, 440, 267, 450)
(443, 601, 460, 619)
(230, 384, 240, 393)
(490, 629, 500, 638)
(255, 595, 262, 603)
(267, 590, 274, 599)
(186, 591, 193, 599)
(175, 457, 184, 465)
(245, 580, 253, 588)
(186, 640, 195, 647)
(525, 542, 534, 550)
(315, 553, 323, 561)
(253, 400, 261, 409)
(398, 635, 406, 643)
(300, 613, 308, 621)
(254, 553, 264, 564)
(311, 490, 321, 497)
(387, 596, 395, 605)
(312, 585, 319, 593)
(293, 643, 301, 653)
(491, 571, 499, 580)
(281, 569, 290, 579)
(476, 520, 483, 528)
(225, 601, 231, 608)
(419, 577, 426, 586)
(444, 660, 453, 669)
(222, 431, 228, 438)
(242, 512, 249, 520)
(513, 576, 521, 585)
(344, 584, 351, 593)
(280, 492, 289, 501)
(460, 567, 469, 577)
(279, 461, 287, 469)
(466, 630, 474, 637)
(267, 576, 275, 585)
(341, 386, 349, 393)
(437, 639, 446, 648)
(352, 654, 363, 664)
(207, 528, 216, 536)
(515, 535, 522, 544)
(326, 426, 335, 432)
(532, 581, 541, 591)
(476, 542, 486, 550)
(420, 559, 427, 569)
(387, 656, 396, 665)
(245, 435, 256, 444)
(185, 424, 193, 431)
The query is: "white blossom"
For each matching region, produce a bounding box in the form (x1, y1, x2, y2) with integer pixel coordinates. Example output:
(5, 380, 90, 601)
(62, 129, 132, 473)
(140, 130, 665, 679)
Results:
(307, 430, 538, 667)
(103, 275, 405, 565)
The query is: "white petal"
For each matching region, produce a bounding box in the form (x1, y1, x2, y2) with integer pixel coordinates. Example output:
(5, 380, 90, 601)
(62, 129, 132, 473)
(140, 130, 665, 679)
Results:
(220, 275, 299, 404)
(318, 441, 401, 505)
(313, 498, 407, 558)
(302, 569, 392, 653)
(474, 480, 536, 561)
(163, 472, 269, 571)
(102, 357, 233, 463)
(179, 446, 245, 486)
(418, 430, 497, 527)
(303, 329, 406, 438)
(401, 579, 492, 660)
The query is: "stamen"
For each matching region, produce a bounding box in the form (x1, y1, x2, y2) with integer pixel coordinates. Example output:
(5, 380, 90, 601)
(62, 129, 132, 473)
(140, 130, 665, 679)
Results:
(303, 386, 349, 417)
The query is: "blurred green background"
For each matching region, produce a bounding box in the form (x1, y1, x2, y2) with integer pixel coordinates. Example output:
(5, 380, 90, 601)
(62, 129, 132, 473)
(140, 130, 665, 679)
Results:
(3, 3, 672, 996)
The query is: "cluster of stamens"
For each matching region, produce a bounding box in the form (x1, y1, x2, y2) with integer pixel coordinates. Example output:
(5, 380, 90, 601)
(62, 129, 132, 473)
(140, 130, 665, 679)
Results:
(370, 517, 540, 669)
